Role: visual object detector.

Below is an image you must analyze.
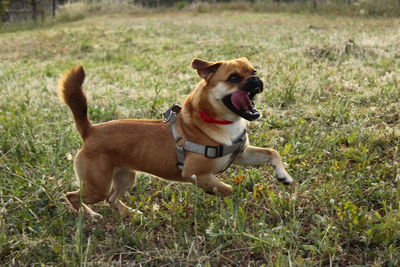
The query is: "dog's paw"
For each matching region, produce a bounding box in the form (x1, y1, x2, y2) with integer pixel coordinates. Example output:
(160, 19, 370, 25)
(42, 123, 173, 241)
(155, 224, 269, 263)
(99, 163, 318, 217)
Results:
(88, 211, 103, 221)
(276, 172, 294, 185)
(217, 184, 234, 197)
(63, 193, 79, 213)
(204, 185, 233, 197)
(114, 200, 143, 217)
(121, 206, 143, 216)
(223, 185, 234, 196)
(274, 166, 293, 185)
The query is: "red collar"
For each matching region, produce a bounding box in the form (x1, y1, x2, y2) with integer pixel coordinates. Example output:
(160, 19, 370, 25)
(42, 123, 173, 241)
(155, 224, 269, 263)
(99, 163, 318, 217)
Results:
(199, 111, 234, 125)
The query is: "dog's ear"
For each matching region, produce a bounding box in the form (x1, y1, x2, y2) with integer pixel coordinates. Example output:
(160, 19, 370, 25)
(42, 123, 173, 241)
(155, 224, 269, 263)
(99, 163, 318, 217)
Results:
(191, 58, 221, 80)
(238, 57, 250, 63)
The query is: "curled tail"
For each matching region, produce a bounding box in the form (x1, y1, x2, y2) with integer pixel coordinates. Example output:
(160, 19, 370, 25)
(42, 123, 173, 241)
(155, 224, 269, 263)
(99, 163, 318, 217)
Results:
(58, 66, 91, 139)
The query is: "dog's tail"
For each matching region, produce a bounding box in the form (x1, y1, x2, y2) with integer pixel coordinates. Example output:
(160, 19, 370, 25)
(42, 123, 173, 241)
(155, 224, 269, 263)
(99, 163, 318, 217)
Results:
(58, 66, 91, 139)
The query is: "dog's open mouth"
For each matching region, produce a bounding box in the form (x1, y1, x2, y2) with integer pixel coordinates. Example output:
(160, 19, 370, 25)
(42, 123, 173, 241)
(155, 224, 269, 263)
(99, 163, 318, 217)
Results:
(222, 90, 261, 121)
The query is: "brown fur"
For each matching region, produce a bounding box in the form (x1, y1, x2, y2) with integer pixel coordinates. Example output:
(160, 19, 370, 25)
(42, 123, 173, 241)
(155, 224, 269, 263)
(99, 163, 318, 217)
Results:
(59, 58, 293, 218)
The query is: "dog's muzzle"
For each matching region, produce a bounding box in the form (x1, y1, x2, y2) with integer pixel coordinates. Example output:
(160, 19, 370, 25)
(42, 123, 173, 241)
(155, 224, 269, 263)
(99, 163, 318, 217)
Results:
(241, 75, 264, 95)
(222, 76, 264, 121)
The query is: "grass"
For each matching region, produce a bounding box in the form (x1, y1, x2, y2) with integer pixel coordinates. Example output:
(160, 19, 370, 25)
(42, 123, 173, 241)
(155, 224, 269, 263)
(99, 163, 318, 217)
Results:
(0, 9, 400, 266)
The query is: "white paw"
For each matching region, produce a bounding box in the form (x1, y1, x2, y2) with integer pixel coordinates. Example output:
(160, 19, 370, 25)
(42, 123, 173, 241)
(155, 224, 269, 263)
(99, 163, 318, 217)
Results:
(89, 212, 103, 221)
(276, 170, 293, 185)
(125, 207, 143, 215)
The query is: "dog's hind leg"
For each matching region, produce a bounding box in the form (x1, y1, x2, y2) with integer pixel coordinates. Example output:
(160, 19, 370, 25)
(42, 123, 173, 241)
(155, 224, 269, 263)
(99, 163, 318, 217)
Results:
(234, 146, 293, 185)
(65, 152, 114, 219)
(107, 168, 142, 215)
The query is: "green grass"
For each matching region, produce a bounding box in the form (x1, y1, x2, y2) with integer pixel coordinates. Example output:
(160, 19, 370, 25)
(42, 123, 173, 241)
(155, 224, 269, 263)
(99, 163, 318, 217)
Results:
(1, 10, 400, 266)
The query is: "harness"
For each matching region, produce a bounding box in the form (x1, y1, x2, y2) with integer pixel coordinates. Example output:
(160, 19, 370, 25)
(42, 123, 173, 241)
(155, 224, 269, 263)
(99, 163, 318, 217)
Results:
(163, 104, 247, 174)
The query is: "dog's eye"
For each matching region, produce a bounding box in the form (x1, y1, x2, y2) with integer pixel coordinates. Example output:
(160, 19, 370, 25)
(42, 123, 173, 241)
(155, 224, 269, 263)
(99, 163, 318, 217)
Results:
(253, 71, 257, 75)
(227, 74, 241, 83)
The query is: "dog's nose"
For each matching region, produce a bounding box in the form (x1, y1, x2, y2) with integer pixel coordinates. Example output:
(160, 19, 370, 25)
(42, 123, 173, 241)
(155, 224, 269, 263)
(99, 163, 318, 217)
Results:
(247, 76, 260, 82)
(246, 76, 264, 93)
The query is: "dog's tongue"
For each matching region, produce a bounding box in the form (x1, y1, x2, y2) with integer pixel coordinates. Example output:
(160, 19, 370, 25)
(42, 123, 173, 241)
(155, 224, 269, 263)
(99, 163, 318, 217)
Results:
(222, 91, 261, 121)
(231, 90, 252, 111)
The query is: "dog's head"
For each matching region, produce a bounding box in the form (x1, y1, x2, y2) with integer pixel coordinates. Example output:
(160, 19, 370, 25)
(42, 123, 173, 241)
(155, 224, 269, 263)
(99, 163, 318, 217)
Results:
(191, 57, 263, 121)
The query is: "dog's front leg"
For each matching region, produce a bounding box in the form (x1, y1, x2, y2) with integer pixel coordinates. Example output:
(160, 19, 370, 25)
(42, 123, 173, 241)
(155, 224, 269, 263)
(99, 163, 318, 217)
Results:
(234, 146, 293, 185)
(187, 174, 234, 197)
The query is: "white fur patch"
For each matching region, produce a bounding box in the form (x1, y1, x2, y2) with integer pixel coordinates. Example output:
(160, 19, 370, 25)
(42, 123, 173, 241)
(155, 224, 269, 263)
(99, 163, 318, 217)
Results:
(220, 119, 247, 143)
(205, 118, 247, 145)
(213, 82, 235, 100)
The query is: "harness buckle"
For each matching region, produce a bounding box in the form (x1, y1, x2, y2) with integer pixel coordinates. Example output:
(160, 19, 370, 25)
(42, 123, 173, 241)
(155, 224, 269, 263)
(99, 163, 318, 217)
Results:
(205, 145, 224, 158)
(170, 104, 182, 113)
(163, 110, 172, 123)
(175, 145, 184, 170)
(163, 104, 182, 124)
(176, 145, 184, 153)
(177, 163, 184, 170)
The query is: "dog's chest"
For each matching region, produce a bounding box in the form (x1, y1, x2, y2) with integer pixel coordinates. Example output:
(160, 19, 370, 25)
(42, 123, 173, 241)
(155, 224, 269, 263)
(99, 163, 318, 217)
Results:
(211, 119, 247, 145)
(212, 120, 247, 173)
(213, 154, 234, 174)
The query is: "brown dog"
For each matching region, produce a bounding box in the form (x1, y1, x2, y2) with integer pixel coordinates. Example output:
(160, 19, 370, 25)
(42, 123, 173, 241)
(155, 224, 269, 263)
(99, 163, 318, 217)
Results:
(59, 58, 293, 218)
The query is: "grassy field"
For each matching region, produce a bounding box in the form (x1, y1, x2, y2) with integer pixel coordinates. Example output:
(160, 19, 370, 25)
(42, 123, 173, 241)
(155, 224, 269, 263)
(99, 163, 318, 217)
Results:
(1, 9, 400, 266)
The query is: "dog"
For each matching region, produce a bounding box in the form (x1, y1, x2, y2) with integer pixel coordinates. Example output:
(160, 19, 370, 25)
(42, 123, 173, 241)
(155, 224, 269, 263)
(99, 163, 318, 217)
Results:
(58, 57, 293, 219)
